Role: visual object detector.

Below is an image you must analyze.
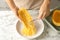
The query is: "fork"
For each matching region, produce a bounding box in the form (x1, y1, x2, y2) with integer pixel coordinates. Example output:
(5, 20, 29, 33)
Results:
(29, 18, 40, 25)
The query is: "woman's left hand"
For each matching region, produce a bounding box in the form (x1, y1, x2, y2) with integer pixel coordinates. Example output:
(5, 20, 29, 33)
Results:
(38, 0, 50, 19)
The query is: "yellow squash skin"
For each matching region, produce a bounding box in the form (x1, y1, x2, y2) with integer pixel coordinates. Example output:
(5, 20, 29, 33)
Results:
(18, 8, 36, 36)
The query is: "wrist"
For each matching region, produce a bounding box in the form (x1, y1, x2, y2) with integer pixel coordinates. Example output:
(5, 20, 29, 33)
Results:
(44, 0, 51, 2)
(13, 6, 18, 10)
(14, 6, 19, 11)
(44, 0, 51, 5)
(12, 6, 19, 13)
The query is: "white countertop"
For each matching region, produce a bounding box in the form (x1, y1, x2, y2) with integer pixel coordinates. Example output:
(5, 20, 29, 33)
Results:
(0, 11, 60, 40)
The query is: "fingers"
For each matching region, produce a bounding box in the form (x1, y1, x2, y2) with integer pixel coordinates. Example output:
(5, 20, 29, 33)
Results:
(44, 9, 50, 18)
(38, 11, 48, 19)
(38, 10, 44, 19)
(38, 9, 50, 19)
(38, 9, 46, 19)
(41, 11, 46, 19)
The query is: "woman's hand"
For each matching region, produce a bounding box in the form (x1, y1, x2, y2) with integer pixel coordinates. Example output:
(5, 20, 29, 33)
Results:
(38, 0, 50, 19)
(13, 7, 19, 17)
(6, 0, 19, 18)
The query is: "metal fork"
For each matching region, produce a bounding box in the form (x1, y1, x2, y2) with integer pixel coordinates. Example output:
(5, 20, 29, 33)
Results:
(29, 18, 40, 25)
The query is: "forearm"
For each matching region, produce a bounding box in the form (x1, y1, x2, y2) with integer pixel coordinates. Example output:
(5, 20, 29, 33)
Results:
(6, 0, 17, 11)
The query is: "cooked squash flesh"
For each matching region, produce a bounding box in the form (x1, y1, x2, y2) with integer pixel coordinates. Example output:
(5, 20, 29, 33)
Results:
(18, 8, 36, 36)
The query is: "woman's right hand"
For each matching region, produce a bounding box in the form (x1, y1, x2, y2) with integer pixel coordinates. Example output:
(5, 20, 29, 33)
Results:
(6, 0, 19, 18)
(13, 7, 19, 17)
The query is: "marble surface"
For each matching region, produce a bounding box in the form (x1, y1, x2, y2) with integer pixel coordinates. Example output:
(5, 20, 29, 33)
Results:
(0, 11, 60, 40)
